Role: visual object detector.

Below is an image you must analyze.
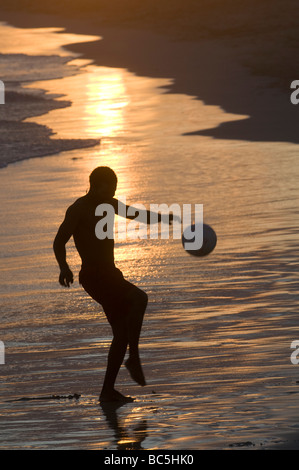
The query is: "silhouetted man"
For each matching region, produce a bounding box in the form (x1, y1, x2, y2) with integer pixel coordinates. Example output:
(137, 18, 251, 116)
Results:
(53, 166, 171, 402)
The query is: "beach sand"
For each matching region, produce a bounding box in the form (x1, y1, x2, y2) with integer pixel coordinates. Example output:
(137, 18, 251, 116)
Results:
(1, 5, 299, 450)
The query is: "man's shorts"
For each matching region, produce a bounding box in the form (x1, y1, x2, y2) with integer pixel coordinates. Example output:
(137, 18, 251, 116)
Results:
(79, 266, 136, 325)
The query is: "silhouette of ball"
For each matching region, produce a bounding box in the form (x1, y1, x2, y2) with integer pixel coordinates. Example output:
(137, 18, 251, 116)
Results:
(182, 223, 217, 257)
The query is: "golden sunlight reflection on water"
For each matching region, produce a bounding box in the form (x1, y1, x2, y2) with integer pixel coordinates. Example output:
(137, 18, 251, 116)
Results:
(85, 65, 129, 136)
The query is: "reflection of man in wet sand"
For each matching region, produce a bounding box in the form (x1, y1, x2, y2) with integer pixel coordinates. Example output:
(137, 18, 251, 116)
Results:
(53, 167, 172, 403)
(101, 401, 148, 450)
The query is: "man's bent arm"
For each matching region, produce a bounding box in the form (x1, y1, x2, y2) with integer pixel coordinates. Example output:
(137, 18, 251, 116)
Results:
(53, 205, 79, 286)
(53, 233, 70, 271)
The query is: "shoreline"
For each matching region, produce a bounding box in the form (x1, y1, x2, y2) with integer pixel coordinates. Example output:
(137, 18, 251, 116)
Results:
(0, 19, 100, 168)
(0, 8, 298, 170)
(0, 3, 297, 89)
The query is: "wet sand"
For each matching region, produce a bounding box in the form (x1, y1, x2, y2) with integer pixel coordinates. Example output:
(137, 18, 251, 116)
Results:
(0, 9, 299, 450)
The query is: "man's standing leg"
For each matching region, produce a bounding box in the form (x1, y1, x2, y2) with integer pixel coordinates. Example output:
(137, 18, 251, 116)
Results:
(99, 286, 148, 402)
(100, 317, 133, 402)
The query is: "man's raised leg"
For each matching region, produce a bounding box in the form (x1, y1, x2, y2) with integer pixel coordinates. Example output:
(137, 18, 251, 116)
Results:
(125, 287, 148, 386)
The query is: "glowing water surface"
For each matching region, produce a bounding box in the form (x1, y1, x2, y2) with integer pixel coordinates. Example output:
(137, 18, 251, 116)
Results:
(0, 22, 299, 450)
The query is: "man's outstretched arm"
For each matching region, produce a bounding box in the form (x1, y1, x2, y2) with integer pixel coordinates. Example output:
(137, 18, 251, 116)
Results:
(114, 198, 181, 224)
(53, 205, 79, 287)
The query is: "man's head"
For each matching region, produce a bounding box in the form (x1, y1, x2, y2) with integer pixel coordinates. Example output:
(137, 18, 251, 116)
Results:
(89, 166, 117, 199)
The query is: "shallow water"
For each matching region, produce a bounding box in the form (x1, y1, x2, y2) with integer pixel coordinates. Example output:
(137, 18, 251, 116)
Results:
(0, 21, 299, 450)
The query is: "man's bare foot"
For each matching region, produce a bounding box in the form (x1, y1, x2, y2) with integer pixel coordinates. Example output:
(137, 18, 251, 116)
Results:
(99, 388, 135, 403)
(125, 356, 146, 386)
